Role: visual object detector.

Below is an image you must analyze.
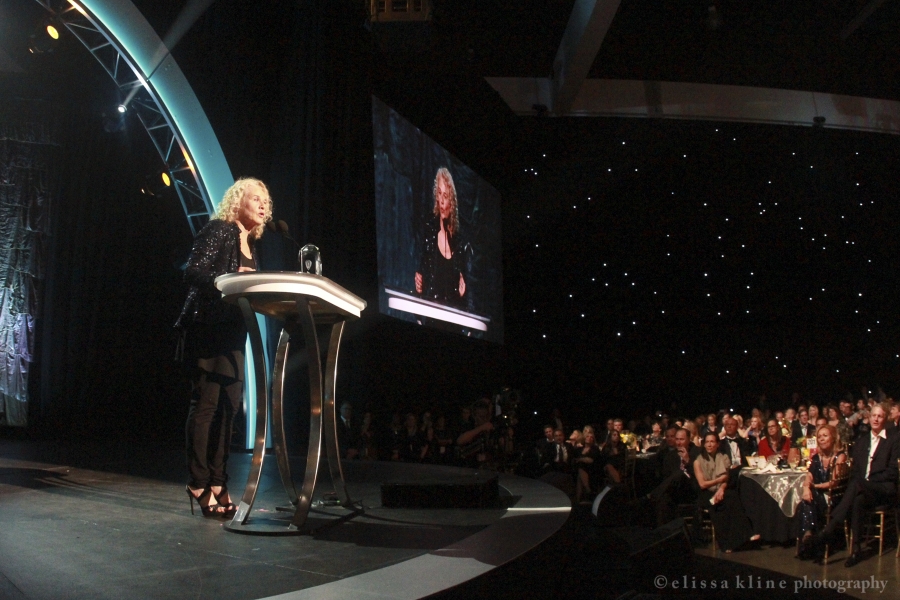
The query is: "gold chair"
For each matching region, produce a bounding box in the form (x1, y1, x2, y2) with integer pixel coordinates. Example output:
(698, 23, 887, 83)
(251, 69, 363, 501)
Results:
(623, 449, 637, 498)
(677, 503, 715, 549)
(822, 461, 851, 561)
(847, 459, 900, 557)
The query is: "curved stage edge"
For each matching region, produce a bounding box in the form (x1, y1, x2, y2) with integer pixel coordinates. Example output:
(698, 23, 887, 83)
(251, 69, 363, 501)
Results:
(0, 443, 570, 600)
(262, 463, 572, 600)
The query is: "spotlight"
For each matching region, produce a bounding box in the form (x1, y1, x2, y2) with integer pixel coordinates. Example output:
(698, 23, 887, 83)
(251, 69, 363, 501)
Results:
(140, 173, 173, 197)
(28, 34, 54, 54)
(29, 19, 61, 54)
(117, 104, 127, 113)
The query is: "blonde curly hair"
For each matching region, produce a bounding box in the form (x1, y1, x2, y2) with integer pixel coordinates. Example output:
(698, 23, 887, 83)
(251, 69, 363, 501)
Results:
(432, 167, 459, 237)
(215, 177, 272, 240)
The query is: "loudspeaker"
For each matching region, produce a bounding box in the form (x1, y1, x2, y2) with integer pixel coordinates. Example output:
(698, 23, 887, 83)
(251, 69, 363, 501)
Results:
(381, 471, 499, 508)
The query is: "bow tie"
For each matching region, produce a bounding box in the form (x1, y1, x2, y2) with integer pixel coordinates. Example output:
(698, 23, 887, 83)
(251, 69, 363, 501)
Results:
(725, 437, 736, 442)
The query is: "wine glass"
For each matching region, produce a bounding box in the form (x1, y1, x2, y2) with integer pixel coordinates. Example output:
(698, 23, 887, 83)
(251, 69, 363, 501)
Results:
(787, 447, 800, 470)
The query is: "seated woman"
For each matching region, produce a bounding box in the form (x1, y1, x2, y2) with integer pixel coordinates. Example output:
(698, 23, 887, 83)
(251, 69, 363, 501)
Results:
(797, 424, 847, 560)
(757, 419, 791, 460)
(601, 430, 626, 484)
(574, 426, 602, 503)
(643, 422, 664, 451)
(694, 433, 759, 552)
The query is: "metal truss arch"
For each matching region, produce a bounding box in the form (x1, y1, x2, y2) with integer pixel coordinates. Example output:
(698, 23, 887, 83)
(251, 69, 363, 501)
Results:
(33, 0, 233, 235)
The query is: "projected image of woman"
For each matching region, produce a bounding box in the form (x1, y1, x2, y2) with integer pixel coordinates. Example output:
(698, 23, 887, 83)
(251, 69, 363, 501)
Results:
(175, 178, 272, 518)
(414, 167, 467, 308)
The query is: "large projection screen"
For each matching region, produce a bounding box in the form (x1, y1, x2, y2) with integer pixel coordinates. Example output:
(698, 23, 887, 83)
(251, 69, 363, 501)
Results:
(373, 97, 504, 343)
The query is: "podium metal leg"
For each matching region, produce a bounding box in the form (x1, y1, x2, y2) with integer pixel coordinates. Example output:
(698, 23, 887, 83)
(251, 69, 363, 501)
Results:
(321, 321, 352, 506)
(270, 328, 298, 505)
(290, 298, 324, 529)
(225, 297, 269, 531)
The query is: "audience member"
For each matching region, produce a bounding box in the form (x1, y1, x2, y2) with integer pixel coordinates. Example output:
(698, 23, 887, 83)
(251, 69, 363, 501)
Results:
(695, 432, 759, 552)
(809, 404, 900, 567)
(758, 419, 791, 460)
(797, 424, 847, 560)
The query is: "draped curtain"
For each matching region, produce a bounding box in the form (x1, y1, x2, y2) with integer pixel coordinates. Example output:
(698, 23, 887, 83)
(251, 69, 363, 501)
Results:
(0, 100, 58, 427)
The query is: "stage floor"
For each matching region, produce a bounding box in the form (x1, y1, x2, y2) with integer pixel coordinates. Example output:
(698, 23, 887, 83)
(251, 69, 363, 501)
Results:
(0, 439, 570, 600)
(696, 539, 900, 600)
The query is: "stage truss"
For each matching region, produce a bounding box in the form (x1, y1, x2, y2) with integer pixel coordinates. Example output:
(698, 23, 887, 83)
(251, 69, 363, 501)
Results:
(33, 0, 214, 235)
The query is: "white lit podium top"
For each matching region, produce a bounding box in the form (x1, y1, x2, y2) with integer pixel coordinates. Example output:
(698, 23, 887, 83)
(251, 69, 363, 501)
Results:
(216, 272, 367, 321)
(385, 287, 490, 331)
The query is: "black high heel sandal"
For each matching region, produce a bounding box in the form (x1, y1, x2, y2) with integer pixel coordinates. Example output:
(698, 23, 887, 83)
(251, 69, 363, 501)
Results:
(186, 485, 227, 518)
(211, 485, 238, 519)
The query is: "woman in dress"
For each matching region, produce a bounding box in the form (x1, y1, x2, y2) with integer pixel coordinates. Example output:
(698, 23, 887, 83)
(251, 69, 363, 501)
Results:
(177, 178, 272, 517)
(694, 433, 759, 552)
(807, 404, 820, 424)
(643, 421, 664, 451)
(574, 426, 602, 503)
(600, 430, 625, 484)
(414, 168, 467, 308)
(758, 419, 791, 460)
(797, 424, 847, 559)
(825, 405, 852, 448)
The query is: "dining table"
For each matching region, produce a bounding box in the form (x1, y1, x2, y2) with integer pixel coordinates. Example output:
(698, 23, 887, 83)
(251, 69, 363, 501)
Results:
(739, 466, 808, 543)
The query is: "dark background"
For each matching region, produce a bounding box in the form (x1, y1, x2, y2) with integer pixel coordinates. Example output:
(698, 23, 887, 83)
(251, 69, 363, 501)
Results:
(2, 0, 899, 441)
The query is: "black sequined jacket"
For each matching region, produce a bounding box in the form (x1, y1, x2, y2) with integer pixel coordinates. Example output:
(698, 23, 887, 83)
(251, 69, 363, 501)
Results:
(175, 219, 258, 328)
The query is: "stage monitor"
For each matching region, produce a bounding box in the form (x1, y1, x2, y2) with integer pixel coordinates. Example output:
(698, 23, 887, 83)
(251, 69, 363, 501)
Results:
(372, 96, 504, 343)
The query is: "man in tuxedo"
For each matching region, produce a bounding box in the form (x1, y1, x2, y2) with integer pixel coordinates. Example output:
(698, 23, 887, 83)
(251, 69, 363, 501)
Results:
(813, 404, 899, 566)
(719, 416, 751, 487)
(791, 409, 814, 440)
(599, 419, 615, 446)
(542, 429, 574, 473)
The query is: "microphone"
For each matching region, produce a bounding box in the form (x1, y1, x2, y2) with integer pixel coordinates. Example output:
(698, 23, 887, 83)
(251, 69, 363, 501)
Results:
(267, 219, 300, 249)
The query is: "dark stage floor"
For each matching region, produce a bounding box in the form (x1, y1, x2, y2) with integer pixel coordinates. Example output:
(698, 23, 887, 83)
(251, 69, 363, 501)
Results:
(0, 438, 569, 600)
(2, 435, 893, 600)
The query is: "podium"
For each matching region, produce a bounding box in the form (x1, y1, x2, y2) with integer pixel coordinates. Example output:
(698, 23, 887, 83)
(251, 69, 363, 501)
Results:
(214, 272, 367, 534)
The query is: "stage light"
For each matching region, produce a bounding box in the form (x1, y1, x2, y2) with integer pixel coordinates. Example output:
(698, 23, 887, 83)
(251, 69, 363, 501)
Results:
(46, 25, 60, 40)
(117, 104, 127, 113)
(162, 172, 172, 186)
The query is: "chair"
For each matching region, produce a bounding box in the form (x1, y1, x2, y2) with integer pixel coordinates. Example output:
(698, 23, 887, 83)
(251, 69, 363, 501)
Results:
(623, 449, 637, 498)
(677, 503, 715, 549)
(803, 460, 850, 562)
(847, 459, 900, 557)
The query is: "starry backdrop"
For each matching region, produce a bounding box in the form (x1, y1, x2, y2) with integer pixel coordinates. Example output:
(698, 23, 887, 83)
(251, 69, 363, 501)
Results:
(4, 0, 900, 436)
(502, 117, 900, 424)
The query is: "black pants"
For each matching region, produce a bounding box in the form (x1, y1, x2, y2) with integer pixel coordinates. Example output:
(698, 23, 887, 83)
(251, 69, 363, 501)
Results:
(185, 351, 243, 488)
(823, 478, 895, 547)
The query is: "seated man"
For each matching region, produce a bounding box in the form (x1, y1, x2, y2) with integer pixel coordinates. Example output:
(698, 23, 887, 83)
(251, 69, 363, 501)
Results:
(719, 416, 751, 487)
(808, 404, 900, 566)
(647, 428, 700, 527)
(542, 428, 574, 474)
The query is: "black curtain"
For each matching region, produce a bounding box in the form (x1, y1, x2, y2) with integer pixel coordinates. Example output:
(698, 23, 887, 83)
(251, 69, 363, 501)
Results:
(36, 104, 191, 439)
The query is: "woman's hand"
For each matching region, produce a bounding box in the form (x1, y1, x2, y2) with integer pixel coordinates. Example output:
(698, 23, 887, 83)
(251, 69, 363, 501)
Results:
(238, 266, 255, 272)
(801, 486, 813, 503)
(458, 273, 466, 297)
(713, 487, 725, 504)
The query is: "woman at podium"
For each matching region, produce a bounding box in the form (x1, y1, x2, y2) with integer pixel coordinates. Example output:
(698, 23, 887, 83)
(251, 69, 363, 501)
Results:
(175, 178, 272, 517)
(414, 167, 467, 309)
